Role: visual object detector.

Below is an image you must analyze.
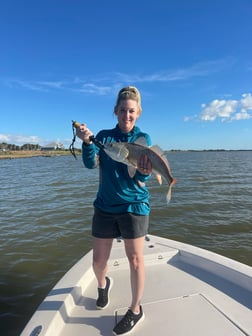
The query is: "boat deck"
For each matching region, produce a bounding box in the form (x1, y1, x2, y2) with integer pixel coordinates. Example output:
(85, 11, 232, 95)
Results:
(21, 235, 252, 336)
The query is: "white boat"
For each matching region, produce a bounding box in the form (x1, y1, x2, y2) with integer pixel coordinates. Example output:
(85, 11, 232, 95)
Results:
(21, 234, 252, 336)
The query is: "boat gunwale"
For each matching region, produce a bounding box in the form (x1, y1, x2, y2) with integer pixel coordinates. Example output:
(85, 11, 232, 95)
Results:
(20, 235, 252, 336)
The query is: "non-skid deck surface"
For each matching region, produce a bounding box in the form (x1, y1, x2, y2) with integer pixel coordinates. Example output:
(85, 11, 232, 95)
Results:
(22, 236, 252, 336)
(60, 256, 250, 335)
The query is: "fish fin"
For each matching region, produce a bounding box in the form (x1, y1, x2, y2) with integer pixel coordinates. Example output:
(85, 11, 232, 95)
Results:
(151, 146, 174, 182)
(128, 166, 146, 188)
(156, 173, 162, 185)
(166, 178, 177, 204)
(134, 137, 149, 147)
(136, 180, 145, 188)
(127, 166, 136, 178)
(150, 145, 163, 154)
(171, 178, 177, 187)
(151, 145, 170, 164)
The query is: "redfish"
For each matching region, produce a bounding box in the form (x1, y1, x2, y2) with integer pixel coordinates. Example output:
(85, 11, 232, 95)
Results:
(104, 139, 177, 203)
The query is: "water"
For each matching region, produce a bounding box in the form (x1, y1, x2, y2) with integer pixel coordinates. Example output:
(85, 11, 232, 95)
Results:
(0, 151, 252, 336)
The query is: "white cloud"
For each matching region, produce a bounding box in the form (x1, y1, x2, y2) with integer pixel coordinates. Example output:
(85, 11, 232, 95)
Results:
(5, 79, 48, 92)
(3, 79, 67, 92)
(185, 93, 252, 122)
(231, 111, 251, 121)
(240, 93, 252, 110)
(0, 134, 72, 147)
(1, 57, 234, 95)
(183, 114, 198, 122)
(37, 81, 66, 89)
(0, 134, 10, 142)
(114, 58, 233, 83)
(201, 99, 238, 121)
(0, 134, 42, 145)
(78, 83, 112, 95)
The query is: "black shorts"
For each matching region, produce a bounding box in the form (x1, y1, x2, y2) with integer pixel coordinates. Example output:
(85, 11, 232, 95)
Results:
(92, 207, 149, 239)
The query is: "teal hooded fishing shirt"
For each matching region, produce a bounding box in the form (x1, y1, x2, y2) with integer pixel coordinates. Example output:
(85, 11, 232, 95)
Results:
(82, 125, 152, 215)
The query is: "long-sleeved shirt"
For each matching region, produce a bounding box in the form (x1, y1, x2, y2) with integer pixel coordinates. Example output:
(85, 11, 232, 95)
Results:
(82, 124, 152, 215)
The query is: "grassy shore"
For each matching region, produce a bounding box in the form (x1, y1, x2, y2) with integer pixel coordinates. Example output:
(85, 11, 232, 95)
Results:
(0, 150, 76, 159)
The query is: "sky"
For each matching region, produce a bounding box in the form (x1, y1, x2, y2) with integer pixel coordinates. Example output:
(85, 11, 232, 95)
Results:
(0, 0, 252, 150)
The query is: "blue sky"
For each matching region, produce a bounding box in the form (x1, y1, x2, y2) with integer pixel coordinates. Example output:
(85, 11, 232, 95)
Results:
(0, 0, 251, 150)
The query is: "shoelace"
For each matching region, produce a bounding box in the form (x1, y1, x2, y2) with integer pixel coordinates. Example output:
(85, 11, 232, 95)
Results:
(115, 309, 135, 327)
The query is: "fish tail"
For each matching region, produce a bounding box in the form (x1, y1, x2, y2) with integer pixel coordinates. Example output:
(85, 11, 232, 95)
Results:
(166, 178, 177, 204)
(166, 187, 172, 203)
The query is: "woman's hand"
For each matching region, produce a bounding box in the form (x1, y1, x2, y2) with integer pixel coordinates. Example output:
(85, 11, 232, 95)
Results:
(76, 124, 94, 145)
(137, 154, 152, 175)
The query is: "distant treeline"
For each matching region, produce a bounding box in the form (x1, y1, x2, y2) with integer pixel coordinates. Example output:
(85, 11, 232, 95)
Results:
(1, 142, 250, 152)
(0, 142, 41, 151)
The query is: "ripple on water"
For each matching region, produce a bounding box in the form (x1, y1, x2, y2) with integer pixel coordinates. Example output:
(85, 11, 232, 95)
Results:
(0, 152, 252, 335)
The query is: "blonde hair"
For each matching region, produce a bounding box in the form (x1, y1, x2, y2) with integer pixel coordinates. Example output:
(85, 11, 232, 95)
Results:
(114, 86, 142, 115)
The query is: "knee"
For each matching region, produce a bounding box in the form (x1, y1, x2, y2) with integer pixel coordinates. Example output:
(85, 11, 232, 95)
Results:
(127, 253, 143, 271)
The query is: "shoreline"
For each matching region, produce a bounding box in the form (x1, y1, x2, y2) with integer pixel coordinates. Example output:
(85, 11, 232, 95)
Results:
(1, 149, 251, 160)
(0, 150, 79, 160)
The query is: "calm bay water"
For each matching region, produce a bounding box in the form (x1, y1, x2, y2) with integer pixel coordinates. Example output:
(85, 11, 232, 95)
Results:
(1, 151, 252, 335)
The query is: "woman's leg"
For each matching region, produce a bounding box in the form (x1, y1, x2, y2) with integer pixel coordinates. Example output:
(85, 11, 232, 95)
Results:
(92, 237, 113, 287)
(124, 236, 145, 313)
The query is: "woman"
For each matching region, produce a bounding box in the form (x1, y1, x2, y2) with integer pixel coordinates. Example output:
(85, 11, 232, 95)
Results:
(76, 86, 152, 335)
